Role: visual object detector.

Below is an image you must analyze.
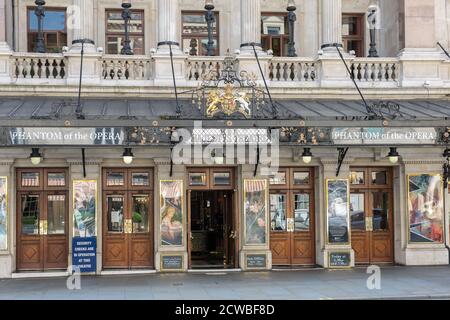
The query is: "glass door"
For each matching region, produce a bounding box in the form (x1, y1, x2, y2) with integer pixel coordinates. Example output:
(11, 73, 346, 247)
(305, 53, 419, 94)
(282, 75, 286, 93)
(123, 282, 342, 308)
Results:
(270, 191, 290, 265)
(129, 193, 153, 268)
(44, 192, 68, 269)
(291, 191, 314, 265)
(103, 193, 128, 268)
(350, 191, 370, 264)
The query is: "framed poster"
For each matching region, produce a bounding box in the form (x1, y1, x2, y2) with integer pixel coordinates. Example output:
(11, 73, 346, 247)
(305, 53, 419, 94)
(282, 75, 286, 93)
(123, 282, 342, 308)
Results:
(73, 180, 97, 237)
(407, 174, 444, 243)
(160, 180, 183, 246)
(244, 179, 268, 245)
(0, 177, 7, 251)
(326, 179, 350, 244)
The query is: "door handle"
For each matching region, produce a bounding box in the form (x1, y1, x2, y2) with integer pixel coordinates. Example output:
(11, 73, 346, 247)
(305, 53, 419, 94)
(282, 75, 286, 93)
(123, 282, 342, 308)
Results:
(365, 217, 373, 232)
(39, 220, 48, 235)
(190, 232, 194, 240)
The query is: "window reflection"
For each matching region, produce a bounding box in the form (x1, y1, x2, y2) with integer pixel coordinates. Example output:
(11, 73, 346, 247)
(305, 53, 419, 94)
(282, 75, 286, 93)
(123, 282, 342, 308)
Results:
(261, 14, 289, 57)
(372, 171, 387, 185)
(182, 12, 219, 56)
(21, 195, 40, 235)
(132, 195, 149, 233)
(47, 195, 65, 235)
(372, 191, 389, 231)
(350, 193, 365, 230)
(107, 196, 124, 233)
(270, 194, 286, 231)
(269, 172, 286, 185)
(106, 10, 145, 55)
(294, 193, 310, 231)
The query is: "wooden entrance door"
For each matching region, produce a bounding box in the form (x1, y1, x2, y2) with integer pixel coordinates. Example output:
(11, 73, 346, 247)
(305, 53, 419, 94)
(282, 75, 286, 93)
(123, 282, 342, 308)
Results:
(350, 168, 394, 264)
(17, 169, 68, 271)
(187, 167, 237, 269)
(270, 168, 315, 266)
(102, 168, 154, 269)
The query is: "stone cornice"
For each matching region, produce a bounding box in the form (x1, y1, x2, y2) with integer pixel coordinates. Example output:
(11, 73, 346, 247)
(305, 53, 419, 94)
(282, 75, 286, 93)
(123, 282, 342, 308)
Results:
(153, 158, 171, 165)
(402, 159, 445, 165)
(0, 159, 14, 166)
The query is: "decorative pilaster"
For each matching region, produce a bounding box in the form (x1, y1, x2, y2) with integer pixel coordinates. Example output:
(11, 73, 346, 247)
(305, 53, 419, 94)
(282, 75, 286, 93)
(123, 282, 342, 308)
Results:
(0, 0, 10, 51)
(321, 0, 343, 52)
(157, 0, 181, 53)
(70, 0, 96, 52)
(240, 0, 263, 53)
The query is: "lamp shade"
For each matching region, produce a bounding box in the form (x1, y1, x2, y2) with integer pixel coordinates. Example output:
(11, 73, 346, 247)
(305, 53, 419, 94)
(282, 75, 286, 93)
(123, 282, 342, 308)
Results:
(123, 148, 134, 164)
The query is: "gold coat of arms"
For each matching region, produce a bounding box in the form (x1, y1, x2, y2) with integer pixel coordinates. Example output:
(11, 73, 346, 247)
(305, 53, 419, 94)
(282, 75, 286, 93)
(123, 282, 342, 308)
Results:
(206, 83, 252, 118)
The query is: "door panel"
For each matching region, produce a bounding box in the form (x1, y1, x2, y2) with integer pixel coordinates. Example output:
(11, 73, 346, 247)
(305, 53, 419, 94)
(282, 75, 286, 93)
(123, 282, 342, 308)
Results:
(350, 192, 370, 264)
(129, 193, 152, 267)
(291, 192, 315, 265)
(44, 193, 68, 269)
(370, 190, 393, 263)
(17, 193, 43, 270)
(270, 192, 290, 265)
(103, 193, 128, 268)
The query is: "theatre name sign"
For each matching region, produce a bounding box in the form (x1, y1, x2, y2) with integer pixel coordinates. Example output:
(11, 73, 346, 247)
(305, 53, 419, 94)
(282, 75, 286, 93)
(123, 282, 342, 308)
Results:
(0, 127, 444, 146)
(332, 128, 438, 145)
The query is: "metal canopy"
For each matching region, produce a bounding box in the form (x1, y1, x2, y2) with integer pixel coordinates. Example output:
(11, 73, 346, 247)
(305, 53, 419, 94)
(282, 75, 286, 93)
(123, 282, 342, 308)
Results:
(0, 97, 449, 128)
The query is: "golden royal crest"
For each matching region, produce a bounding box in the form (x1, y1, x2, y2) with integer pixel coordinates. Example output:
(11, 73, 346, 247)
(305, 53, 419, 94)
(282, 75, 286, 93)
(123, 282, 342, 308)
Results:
(206, 83, 251, 118)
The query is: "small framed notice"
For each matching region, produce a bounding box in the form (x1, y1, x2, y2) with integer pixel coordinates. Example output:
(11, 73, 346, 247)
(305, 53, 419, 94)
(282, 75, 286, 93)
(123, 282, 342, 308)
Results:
(246, 254, 267, 270)
(161, 254, 184, 272)
(328, 252, 351, 268)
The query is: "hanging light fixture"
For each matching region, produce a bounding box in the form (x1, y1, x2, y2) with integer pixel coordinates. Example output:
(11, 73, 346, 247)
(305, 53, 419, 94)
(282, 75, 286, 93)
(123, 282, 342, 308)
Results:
(122, 148, 134, 164)
(301, 148, 313, 164)
(387, 147, 400, 164)
(30, 148, 42, 165)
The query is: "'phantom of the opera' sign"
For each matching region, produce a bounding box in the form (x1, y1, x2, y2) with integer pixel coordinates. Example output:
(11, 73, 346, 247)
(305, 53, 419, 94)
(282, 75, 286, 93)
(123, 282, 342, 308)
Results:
(7, 128, 124, 145)
(332, 128, 437, 145)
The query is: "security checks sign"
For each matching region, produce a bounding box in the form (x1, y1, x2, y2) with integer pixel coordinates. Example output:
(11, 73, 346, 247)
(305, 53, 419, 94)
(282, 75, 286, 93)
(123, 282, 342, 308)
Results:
(332, 128, 437, 145)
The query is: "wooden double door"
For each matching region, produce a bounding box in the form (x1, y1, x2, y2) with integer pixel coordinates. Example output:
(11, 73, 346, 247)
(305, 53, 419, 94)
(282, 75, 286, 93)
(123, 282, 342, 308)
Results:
(17, 169, 69, 271)
(350, 167, 394, 264)
(269, 168, 315, 266)
(102, 168, 154, 269)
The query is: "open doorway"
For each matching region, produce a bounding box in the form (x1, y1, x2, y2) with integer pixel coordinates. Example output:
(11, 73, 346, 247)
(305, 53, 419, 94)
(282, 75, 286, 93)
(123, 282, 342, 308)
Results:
(189, 190, 236, 269)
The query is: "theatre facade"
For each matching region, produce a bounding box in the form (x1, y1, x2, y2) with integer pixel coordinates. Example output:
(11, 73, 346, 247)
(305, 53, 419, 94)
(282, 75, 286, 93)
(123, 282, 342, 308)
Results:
(0, 0, 450, 277)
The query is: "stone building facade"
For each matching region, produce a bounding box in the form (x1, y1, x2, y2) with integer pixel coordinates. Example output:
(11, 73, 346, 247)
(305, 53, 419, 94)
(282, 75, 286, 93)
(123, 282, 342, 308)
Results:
(0, 0, 449, 277)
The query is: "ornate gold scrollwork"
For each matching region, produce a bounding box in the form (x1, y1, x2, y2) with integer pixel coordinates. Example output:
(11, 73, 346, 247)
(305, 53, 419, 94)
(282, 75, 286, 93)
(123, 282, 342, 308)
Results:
(206, 83, 252, 118)
(124, 219, 132, 234)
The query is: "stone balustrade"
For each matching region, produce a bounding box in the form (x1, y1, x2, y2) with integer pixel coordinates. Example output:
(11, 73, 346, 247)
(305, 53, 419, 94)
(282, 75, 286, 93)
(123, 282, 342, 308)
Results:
(101, 55, 153, 81)
(0, 52, 446, 90)
(11, 53, 67, 80)
(350, 58, 400, 85)
(268, 57, 318, 82)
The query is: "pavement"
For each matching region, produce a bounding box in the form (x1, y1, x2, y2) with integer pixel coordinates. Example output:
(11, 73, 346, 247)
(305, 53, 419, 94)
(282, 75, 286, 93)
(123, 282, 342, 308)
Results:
(1, 265, 450, 300)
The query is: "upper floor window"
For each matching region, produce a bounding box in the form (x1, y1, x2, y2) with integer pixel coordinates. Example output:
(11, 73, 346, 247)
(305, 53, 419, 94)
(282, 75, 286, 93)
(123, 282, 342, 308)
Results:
(261, 13, 289, 57)
(342, 14, 365, 57)
(105, 9, 145, 55)
(182, 11, 219, 56)
(27, 8, 67, 53)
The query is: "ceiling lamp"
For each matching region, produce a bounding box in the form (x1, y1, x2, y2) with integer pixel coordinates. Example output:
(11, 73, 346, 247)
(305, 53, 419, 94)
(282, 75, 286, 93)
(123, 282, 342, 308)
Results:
(30, 148, 42, 165)
(122, 148, 134, 165)
(387, 147, 399, 164)
(301, 148, 313, 164)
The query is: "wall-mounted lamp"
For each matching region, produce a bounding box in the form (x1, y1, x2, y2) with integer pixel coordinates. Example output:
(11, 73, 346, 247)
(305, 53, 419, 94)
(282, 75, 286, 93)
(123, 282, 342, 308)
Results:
(122, 148, 134, 164)
(301, 148, 313, 164)
(387, 147, 399, 164)
(30, 148, 42, 165)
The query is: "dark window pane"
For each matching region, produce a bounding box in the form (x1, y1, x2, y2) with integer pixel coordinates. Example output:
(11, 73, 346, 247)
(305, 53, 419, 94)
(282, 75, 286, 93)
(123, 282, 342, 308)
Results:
(350, 193, 365, 231)
(132, 195, 149, 233)
(182, 13, 217, 35)
(48, 173, 65, 187)
(132, 173, 149, 187)
(107, 172, 124, 186)
(372, 191, 389, 231)
(107, 196, 124, 233)
(372, 171, 387, 185)
(270, 194, 286, 231)
(189, 173, 207, 186)
(294, 193, 310, 231)
(214, 172, 231, 186)
(342, 17, 358, 36)
(106, 11, 143, 33)
(21, 195, 40, 235)
(106, 35, 144, 55)
(47, 195, 66, 235)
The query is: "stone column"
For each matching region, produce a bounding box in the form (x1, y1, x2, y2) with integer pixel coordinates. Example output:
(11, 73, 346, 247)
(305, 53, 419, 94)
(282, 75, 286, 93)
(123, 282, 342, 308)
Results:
(321, 0, 342, 52)
(70, 0, 96, 52)
(240, 0, 262, 53)
(0, 0, 10, 51)
(157, 0, 181, 53)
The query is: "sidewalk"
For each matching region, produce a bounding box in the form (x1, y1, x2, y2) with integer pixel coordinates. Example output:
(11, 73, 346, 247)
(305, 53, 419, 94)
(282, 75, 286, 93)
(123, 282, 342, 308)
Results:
(1, 266, 450, 300)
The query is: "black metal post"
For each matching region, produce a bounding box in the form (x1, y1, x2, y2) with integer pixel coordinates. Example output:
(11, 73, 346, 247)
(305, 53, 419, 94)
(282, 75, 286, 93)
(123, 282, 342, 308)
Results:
(287, 0, 297, 57)
(75, 40, 86, 119)
(34, 0, 46, 53)
(204, 1, 215, 56)
(367, 8, 379, 57)
(121, 2, 133, 55)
